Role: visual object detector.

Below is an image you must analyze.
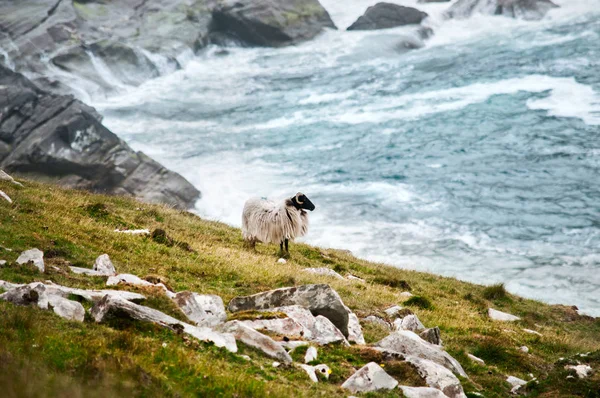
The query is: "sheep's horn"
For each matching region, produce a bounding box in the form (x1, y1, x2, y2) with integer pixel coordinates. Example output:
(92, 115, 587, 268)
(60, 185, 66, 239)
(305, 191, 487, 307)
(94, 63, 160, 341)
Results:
(295, 193, 304, 204)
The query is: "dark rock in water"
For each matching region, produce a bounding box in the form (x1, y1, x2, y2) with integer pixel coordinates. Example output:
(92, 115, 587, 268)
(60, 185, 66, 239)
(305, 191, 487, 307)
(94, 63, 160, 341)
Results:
(0, 64, 200, 209)
(347, 3, 428, 31)
(212, 0, 336, 47)
(446, 0, 559, 21)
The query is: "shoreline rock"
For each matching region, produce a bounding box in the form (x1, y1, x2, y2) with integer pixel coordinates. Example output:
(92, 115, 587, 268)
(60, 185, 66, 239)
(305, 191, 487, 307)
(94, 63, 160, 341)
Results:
(348, 3, 428, 31)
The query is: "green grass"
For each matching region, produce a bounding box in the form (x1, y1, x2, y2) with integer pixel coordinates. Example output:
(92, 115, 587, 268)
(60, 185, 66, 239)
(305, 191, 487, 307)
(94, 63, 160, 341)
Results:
(0, 178, 599, 397)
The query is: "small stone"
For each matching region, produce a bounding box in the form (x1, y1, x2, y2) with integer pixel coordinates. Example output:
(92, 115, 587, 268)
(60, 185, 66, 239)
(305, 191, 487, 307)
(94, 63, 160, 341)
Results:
(240, 317, 304, 337)
(303, 267, 343, 279)
(16, 249, 44, 272)
(280, 340, 310, 350)
(507, 375, 527, 391)
(107, 274, 174, 297)
(363, 315, 392, 329)
(277, 258, 287, 264)
(468, 354, 485, 365)
(0, 170, 23, 186)
(38, 294, 85, 322)
(384, 305, 403, 317)
(399, 386, 448, 398)
(0, 260, 6, 266)
(69, 266, 105, 276)
(406, 356, 467, 398)
(304, 346, 318, 363)
(523, 328, 542, 337)
(93, 254, 116, 275)
(346, 274, 365, 282)
(400, 291, 413, 300)
(313, 315, 349, 346)
(488, 308, 521, 322)
(162, 342, 167, 348)
(300, 364, 318, 383)
(394, 314, 426, 332)
(272, 361, 281, 368)
(347, 309, 366, 345)
(565, 364, 592, 379)
(519, 346, 529, 353)
(0, 190, 12, 203)
(341, 362, 398, 393)
(240, 355, 251, 361)
(114, 229, 150, 234)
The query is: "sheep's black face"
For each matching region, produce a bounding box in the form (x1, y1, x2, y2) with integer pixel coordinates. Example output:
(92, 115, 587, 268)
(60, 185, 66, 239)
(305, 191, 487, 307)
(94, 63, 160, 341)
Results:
(293, 192, 315, 211)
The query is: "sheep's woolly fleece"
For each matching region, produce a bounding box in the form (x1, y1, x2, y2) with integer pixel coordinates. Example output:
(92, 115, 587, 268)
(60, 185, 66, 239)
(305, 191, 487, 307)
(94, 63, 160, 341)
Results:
(242, 197, 309, 244)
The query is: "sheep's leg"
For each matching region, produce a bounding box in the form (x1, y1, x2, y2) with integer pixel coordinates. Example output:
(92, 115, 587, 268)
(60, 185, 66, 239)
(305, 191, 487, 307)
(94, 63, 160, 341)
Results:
(244, 238, 256, 250)
(280, 241, 284, 252)
(285, 239, 289, 253)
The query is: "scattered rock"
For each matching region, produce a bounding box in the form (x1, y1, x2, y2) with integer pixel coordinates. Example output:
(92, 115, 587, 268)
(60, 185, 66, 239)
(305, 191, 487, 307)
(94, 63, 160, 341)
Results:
(565, 364, 592, 379)
(16, 249, 44, 272)
(488, 308, 520, 322)
(347, 311, 366, 344)
(228, 284, 350, 337)
(303, 267, 344, 279)
(114, 229, 151, 235)
(300, 364, 319, 382)
(420, 327, 442, 345)
(446, 0, 558, 21)
(218, 320, 292, 363)
(346, 274, 365, 282)
(240, 317, 305, 338)
(93, 254, 116, 276)
(212, 0, 337, 47)
(0, 260, 6, 266)
(107, 274, 174, 298)
(277, 258, 287, 264)
(400, 291, 414, 300)
(394, 314, 426, 332)
(173, 292, 227, 327)
(272, 361, 281, 368)
(523, 328, 543, 337)
(375, 330, 467, 377)
(305, 346, 318, 363)
(91, 295, 237, 352)
(39, 293, 86, 322)
(384, 305, 403, 317)
(363, 315, 392, 330)
(0, 190, 12, 203)
(519, 346, 529, 353)
(0, 170, 23, 186)
(406, 356, 467, 398)
(506, 375, 527, 392)
(280, 340, 310, 350)
(69, 266, 106, 276)
(347, 2, 428, 30)
(341, 362, 398, 393)
(240, 355, 252, 361)
(313, 364, 332, 380)
(468, 354, 485, 365)
(399, 386, 448, 398)
(313, 315, 350, 346)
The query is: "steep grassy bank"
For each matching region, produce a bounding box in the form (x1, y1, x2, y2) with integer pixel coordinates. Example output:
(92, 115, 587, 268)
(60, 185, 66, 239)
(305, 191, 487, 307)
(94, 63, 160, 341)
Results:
(0, 179, 599, 397)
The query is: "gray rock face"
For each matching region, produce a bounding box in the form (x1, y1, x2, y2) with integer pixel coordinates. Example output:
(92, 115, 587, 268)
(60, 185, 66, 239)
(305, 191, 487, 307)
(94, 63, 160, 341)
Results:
(173, 292, 227, 327)
(341, 362, 398, 393)
(375, 330, 467, 377)
(39, 293, 86, 322)
(347, 3, 428, 31)
(212, 0, 336, 47)
(218, 320, 292, 363)
(0, 65, 200, 209)
(91, 294, 237, 352)
(228, 284, 350, 337)
(399, 386, 449, 398)
(420, 327, 442, 345)
(406, 356, 467, 398)
(394, 314, 426, 332)
(16, 248, 44, 272)
(93, 254, 116, 276)
(347, 311, 366, 345)
(240, 317, 305, 338)
(446, 0, 558, 21)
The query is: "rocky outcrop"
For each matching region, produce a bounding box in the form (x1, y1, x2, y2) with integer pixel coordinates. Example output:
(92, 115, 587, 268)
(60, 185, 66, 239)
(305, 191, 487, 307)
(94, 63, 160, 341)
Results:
(341, 362, 398, 393)
(228, 285, 350, 337)
(445, 0, 558, 21)
(347, 3, 428, 31)
(0, 65, 200, 209)
(212, 0, 336, 47)
(16, 248, 45, 272)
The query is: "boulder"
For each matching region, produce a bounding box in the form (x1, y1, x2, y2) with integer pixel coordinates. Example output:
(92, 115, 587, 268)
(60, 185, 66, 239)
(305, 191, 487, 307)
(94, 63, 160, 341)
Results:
(240, 317, 305, 337)
(420, 327, 442, 345)
(384, 305, 403, 317)
(228, 284, 350, 337)
(173, 291, 227, 327)
(506, 375, 527, 392)
(399, 386, 448, 398)
(341, 362, 398, 393)
(375, 330, 467, 377)
(218, 321, 292, 363)
(406, 356, 467, 398)
(347, 3, 428, 31)
(394, 314, 426, 332)
(16, 248, 44, 272)
(212, 0, 336, 47)
(488, 308, 520, 322)
(91, 294, 237, 352)
(0, 65, 200, 209)
(38, 293, 86, 322)
(363, 315, 392, 330)
(93, 254, 116, 276)
(313, 315, 349, 346)
(303, 267, 343, 279)
(347, 311, 366, 345)
(304, 346, 318, 363)
(445, 0, 558, 21)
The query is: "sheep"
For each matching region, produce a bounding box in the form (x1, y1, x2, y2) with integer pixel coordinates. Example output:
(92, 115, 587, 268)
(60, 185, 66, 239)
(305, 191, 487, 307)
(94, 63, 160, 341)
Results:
(242, 192, 316, 256)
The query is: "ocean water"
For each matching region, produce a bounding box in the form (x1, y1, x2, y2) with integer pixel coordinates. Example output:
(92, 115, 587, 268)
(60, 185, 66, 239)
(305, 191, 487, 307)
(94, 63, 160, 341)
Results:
(88, 0, 600, 315)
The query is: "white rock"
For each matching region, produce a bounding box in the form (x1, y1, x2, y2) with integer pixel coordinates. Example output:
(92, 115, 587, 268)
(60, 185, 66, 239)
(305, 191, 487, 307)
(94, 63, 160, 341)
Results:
(277, 258, 287, 264)
(363, 315, 392, 329)
(565, 364, 592, 379)
(375, 330, 467, 377)
(16, 248, 44, 272)
(38, 294, 85, 322)
(0, 170, 22, 186)
(406, 356, 467, 398)
(0, 280, 23, 291)
(506, 376, 527, 389)
(399, 386, 448, 398)
(313, 315, 350, 346)
(241, 317, 304, 337)
(304, 346, 318, 363)
(347, 309, 366, 345)
(114, 229, 150, 234)
(300, 364, 318, 383)
(240, 355, 251, 361)
(313, 364, 331, 380)
(400, 291, 414, 300)
(93, 254, 116, 275)
(69, 266, 106, 276)
(279, 340, 309, 350)
(173, 292, 227, 327)
(341, 362, 398, 393)
(107, 274, 174, 297)
(272, 361, 281, 368)
(303, 267, 343, 279)
(468, 354, 485, 365)
(0, 260, 6, 266)
(0, 190, 12, 203)
(488, 308, 520, 322)
(394, 314, 426, 332)
(384, 305, 403, 317)
(523, 328, 542, 337)
(346, 274, 365, 282)
(218, 321, 292, 363)
(519, 346, 529, 353)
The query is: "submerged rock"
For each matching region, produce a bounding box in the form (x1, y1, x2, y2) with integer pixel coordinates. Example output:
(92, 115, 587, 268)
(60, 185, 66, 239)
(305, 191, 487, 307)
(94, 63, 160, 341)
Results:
(16, 249, 44, 272)
(212, 0, 336, 47)
(446, 0, 558, 21)
(341, 362, 398, 393)
(347, 3, 428, 30)
(0, 65, 200, 209)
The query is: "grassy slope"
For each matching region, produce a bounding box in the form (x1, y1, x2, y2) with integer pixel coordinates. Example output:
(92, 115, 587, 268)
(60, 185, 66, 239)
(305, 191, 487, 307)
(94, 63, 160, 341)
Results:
(0, 179, 599, 398)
